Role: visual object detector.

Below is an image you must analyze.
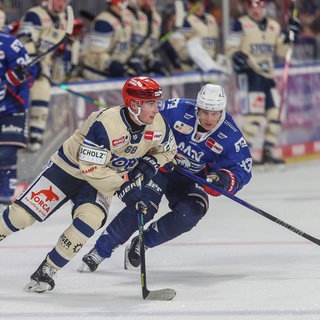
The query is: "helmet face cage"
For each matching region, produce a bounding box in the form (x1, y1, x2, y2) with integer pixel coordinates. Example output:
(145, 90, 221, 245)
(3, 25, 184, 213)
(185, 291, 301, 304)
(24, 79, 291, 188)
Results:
(196, 84, 227, 112)
(122, 77, 162, 107)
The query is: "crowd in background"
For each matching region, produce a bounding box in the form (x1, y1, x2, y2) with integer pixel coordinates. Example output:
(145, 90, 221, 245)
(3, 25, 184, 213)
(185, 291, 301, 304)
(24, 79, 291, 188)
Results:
(0, 0, 319, 81)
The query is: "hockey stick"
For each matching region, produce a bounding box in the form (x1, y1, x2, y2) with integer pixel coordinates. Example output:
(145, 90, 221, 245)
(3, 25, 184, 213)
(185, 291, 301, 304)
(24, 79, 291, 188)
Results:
(125, 0, 186, 64)
(152, 0, 201, 52)
(136, 178, 176, 300)
(23, 5, 74, 70)
(278, 0, 298, 122)
(59, 84, 109, 108)
(176, 167, 320, 246)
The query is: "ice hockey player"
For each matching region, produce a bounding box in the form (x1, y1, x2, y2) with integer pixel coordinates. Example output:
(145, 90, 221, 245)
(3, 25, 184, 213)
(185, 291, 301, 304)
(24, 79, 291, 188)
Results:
(226, 0, 301, 165)
(168, 0, 224, 73)
(18, 0, 71, 152)
(0, 30, 36, 210)
(82, 0, 133, 79)
(126, 0, 169, 76)
(0, 76, 176, 293)
(79, 83, 252, 273)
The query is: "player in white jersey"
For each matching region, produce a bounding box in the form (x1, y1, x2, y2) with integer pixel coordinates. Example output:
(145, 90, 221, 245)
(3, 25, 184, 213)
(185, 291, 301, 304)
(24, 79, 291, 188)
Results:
(226, 0, 301, 165)
(0, 76, 176, 293)
(18, 0, 70, 152)
(82, 0, 133, 80)
(168, 0, 221, 72)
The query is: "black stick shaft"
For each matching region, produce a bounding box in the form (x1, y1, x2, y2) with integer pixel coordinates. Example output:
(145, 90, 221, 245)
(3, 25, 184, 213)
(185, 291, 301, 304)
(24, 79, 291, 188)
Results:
(176, 167, 320, 246)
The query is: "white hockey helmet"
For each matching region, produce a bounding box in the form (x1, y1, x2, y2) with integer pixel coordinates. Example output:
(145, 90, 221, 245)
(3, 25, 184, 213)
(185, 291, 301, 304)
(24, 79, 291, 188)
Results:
(196, 83, 227, 112)
(194, 83, 227, 134)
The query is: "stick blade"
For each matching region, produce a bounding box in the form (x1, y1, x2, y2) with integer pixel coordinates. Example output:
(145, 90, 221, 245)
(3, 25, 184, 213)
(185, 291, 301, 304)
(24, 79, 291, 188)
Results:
(143, 288, 176, 301)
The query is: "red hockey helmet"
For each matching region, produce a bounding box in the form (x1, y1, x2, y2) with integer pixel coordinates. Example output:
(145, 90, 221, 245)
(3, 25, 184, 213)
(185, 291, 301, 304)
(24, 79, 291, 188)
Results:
(106, 0, 126, 5)
(247, 0, 267, 7)
(122, 77, 162, 107)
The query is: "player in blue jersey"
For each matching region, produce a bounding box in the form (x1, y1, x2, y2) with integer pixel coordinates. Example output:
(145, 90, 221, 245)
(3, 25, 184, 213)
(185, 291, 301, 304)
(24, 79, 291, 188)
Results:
(0, 31, 36, 210)
(79, 83, 253, 272)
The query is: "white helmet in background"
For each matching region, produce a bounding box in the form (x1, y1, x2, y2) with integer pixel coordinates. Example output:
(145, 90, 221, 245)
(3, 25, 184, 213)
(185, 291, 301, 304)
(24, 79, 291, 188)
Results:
(195, 83, 227, 133)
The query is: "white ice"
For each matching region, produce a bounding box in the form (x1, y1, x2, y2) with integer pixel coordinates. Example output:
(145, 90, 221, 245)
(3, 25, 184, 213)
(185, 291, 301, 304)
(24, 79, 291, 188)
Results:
(1, 159, 320, 320)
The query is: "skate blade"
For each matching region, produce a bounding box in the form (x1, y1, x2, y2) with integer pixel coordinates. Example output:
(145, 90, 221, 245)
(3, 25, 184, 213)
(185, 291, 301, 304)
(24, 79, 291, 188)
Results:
(24, 279, 51, 293)
(77, 262, 91, 273)
(124, 245, 138, 270)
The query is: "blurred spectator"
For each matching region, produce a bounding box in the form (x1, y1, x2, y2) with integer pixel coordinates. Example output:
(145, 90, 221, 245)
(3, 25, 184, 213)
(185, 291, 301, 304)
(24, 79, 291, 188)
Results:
(226, 0, 301, 165)
(167, 0, 225, 73)
(138, 0, 169, 75)
(18, 0, 70, 152)
(0, 26, 37, 209)
(81, 0, 132, 80)
(292, 0, 319, 62)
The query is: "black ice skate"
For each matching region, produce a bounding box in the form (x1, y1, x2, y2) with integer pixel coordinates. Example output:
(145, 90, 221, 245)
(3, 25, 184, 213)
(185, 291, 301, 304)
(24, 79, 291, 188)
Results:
(24, 259, 57, 293)
(124, 236, 143, 270)
(78, 248, 104, 273)
(262, 148, 285, 166)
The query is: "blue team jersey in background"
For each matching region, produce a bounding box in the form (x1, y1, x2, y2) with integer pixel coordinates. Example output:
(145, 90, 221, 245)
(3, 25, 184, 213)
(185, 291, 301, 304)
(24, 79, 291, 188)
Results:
(0, 32, 36, 116)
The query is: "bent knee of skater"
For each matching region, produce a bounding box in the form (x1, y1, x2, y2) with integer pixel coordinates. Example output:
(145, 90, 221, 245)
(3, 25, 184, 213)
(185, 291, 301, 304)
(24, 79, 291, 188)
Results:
(73, 203, 106, 231)
(4, 203, 36, 231)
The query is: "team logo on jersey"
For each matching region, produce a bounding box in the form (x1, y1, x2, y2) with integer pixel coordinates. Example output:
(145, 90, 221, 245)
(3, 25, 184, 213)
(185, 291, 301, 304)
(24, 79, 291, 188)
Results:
(20, 176, 65, 220)
(0, 50, 4, 59)
(112, 135, 129, 148)
(174, 121, 193, 134)
(205, 138, 223, 154)
(234, 137, 248, 152)
(218, 132, 227, 139)
(79, 146, 108, 164)
(144, 131, 162, 141)
(184, 113, 194, 120)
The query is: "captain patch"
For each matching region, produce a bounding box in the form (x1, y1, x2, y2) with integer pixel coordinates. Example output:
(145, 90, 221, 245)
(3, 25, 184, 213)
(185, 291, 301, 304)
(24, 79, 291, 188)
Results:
(79, 146, 108, 164)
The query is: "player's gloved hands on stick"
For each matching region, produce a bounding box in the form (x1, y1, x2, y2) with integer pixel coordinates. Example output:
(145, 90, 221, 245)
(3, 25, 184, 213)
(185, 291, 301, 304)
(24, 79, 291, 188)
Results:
(116, 180, 152, 214)
(206, 169, 237, 192)
(128, 154, 159, 186)
(5, 66, 27, 86)
(288, 17, 301, 42)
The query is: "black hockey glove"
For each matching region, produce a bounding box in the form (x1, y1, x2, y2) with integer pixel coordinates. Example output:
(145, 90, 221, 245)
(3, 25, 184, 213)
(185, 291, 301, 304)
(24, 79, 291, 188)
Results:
(232, 51, 250, 73)
(128, 55, 145, 76)
(116, 181, 152, 214)
(129, 155, 159, 186)
(5, 66, 27, 86)
(148, 58, 171, 76)
(206, 169, 237, 193)
(106, 60, 126, 77)
(285, 17, 302, 43)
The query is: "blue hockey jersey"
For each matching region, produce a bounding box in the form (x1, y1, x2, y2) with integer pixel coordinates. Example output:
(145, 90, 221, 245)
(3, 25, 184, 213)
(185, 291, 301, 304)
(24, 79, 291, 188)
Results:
(0, 32, 36, 116)
(159, 98, 252, 192)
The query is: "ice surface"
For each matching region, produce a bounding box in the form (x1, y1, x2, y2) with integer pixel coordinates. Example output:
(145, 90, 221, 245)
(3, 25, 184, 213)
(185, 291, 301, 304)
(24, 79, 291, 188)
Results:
(1, 160, 320, 320)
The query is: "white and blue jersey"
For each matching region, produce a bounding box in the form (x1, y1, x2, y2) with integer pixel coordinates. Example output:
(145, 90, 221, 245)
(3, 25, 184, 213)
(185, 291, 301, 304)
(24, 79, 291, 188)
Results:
(0, 32, 35, 117)
(159, 98, 252, 192)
